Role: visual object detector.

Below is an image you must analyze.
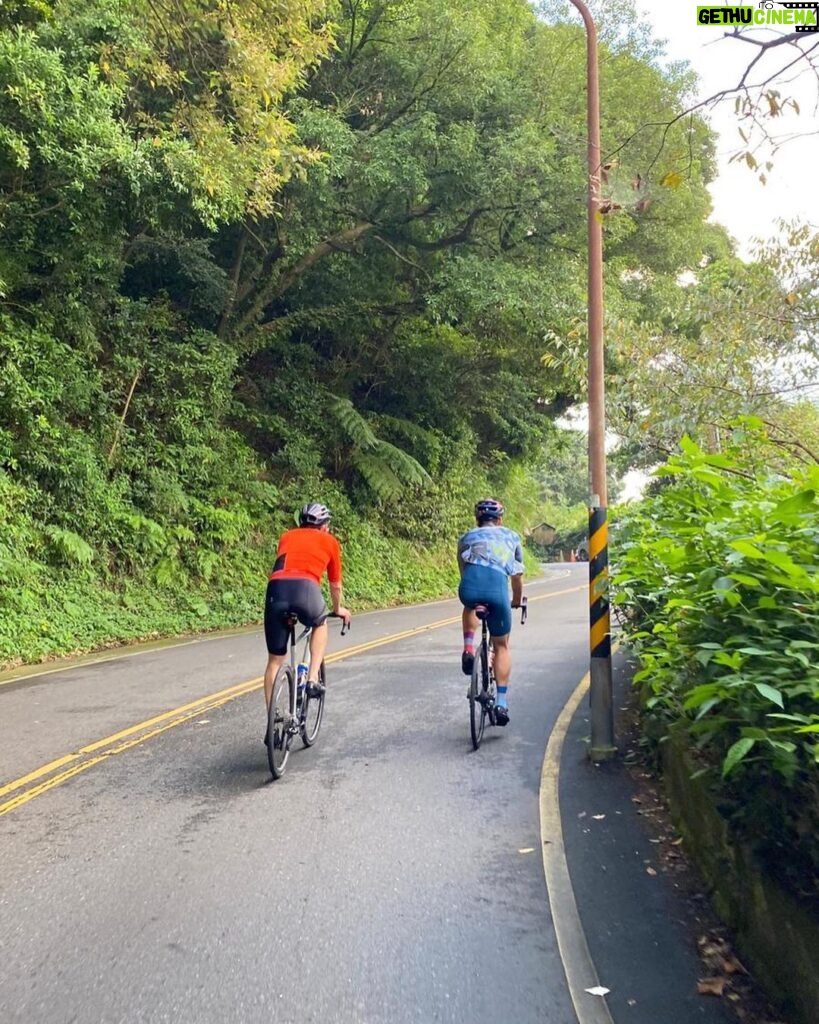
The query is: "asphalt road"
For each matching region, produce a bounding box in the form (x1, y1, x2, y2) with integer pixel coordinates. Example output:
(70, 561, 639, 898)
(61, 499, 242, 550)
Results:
(0, 567, 590, 1024)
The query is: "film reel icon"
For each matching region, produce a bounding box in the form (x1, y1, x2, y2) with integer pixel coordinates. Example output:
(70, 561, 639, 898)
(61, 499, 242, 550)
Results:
(779, 1, 819, 30)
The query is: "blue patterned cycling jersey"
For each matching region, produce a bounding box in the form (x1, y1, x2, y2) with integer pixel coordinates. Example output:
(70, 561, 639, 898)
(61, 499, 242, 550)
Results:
(457, 526, 524, 577)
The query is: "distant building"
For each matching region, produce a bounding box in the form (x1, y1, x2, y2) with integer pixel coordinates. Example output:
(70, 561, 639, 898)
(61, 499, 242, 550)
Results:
(529, 522, 556, 547)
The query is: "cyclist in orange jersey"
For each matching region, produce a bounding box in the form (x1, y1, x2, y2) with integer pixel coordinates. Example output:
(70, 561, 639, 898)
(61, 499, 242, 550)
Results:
(263, 503, 351, 728)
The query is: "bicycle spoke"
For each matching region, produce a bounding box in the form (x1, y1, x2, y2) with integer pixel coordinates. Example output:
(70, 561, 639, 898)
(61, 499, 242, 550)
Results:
(301, 661, 325, 747)
(267, 666, 294, 779)
(469, 642, 489, 749)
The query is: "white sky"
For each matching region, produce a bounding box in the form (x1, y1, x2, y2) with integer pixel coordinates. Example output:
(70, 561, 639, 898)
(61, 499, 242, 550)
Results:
(634, 0, 819, 258)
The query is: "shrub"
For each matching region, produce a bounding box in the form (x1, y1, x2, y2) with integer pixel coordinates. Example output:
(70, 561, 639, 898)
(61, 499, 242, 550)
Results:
(614, 427, 819, 896)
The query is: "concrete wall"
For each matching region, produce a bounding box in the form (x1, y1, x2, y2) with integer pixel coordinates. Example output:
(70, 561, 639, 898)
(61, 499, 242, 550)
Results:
(661, 729, 819, 1024)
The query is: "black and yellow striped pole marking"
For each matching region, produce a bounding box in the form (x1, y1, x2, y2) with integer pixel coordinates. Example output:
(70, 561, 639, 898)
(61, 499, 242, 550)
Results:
(588, 506, 616, 760)
(588, 507, 611, 659)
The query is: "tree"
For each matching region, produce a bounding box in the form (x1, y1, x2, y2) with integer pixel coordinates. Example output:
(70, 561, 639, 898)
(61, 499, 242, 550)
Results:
(220, 0, 721, 488)
(606, 224, 819, 464)
(0, 0, 737, 661)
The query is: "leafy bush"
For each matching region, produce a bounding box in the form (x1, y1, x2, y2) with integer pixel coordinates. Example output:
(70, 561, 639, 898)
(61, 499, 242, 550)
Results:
(614, 426, 819, 894)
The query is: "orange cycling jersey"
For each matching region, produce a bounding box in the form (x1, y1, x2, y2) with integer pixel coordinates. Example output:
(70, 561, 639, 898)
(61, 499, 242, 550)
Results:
(269, 528, 342, 586)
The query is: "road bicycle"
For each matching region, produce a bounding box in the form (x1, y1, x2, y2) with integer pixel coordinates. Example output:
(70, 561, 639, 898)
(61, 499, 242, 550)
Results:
(468, 597, 527, 750)
(267, 612, 349, 779)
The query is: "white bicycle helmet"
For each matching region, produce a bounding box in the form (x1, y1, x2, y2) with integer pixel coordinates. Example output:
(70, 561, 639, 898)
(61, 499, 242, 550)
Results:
(299, 502, 332, 526)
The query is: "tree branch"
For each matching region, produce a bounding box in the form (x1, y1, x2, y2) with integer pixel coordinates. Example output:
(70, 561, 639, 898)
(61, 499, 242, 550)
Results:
(235, 203, 436, 336)
(108, 367, 142, 465)
(218, 229, 248, 339)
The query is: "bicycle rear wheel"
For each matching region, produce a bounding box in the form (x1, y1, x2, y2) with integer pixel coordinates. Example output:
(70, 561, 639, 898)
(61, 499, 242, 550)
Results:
(469, 642, 489, 750)
(301, 661, 325, 747)
(267, 665, 294, 779)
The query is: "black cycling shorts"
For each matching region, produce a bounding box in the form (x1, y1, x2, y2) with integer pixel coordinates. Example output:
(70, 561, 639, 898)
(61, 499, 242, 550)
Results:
(264, 578, 329, 655)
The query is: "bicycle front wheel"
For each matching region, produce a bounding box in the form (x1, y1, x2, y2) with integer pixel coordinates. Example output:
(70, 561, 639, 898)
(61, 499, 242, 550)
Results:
(469, 642, 489, 750)
(267, 665, 294, 779)
(301, 661, 325, 747)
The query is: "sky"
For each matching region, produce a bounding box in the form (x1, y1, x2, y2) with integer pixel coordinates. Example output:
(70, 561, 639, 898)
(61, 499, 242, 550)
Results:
(633, 0, 818, 258)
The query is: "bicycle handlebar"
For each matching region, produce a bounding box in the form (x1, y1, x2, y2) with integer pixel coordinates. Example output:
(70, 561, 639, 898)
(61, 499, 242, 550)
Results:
(328, 612, 351, 636)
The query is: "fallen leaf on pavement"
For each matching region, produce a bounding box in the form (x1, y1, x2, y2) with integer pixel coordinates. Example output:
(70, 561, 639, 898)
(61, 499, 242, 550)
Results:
(646, 867, 657, 876)
(721, 955, 747, 975)
(698, 977, 728, 997)
(518, 848, 535, 854)
(592, 814, 606, 820)
(584, 986, 610, 997)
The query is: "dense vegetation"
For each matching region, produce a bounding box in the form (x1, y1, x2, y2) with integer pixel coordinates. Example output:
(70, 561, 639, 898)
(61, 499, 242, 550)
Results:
(0, 0, 763, 667)
(4, 5, 818, 992)
(614, 423, 819, 896)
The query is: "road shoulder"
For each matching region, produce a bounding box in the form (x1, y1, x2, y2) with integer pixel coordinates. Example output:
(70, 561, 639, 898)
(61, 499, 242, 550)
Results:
(552, 652, 735, 1024)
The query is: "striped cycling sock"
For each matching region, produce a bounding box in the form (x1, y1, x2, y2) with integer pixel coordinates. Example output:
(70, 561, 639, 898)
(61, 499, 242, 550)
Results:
(496, 686, 508, 708)
(463, 630, 475, 653)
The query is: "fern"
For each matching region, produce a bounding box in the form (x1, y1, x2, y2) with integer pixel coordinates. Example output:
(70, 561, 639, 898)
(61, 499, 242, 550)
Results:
(377, 414, 440, 451)
(354, 452, 406, 500)
(375, 440, 432, 488)
(43, 526, 94, 566)
(330, 396, 380, 451)
(329, 396, 432, 499)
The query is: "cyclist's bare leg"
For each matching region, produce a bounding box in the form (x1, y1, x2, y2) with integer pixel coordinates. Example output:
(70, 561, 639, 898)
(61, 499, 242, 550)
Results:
(264, 653, 286, 708)
(462, 607, 479, 634)
(491, 634, 511, 687)
(308, 621, 328, 681)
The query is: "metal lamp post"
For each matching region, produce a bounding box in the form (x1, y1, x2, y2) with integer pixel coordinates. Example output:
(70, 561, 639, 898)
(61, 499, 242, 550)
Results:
(569, 0, 616, 761)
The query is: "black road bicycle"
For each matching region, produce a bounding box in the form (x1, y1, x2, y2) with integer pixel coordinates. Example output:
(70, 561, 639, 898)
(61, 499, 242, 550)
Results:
(267, 612, 349, 779)
(468, 597, 527, 750)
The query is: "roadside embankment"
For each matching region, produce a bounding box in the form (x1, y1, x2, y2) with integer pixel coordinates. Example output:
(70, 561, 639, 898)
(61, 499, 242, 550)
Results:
(659, 727, 819, 1024)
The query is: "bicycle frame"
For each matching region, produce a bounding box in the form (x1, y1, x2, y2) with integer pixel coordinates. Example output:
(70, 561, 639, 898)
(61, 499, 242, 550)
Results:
(468, 596, 527, 748)
(285, 621, 314, 726)
(283, 613, 349, 725)
(268, 613, 349, 778)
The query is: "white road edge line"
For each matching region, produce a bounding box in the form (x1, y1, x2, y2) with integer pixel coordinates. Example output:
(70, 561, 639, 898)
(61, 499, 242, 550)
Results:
(539, 671, 616, 1024)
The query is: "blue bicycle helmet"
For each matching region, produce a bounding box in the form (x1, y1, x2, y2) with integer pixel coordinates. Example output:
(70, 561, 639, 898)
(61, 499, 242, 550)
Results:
(475, 498, 504, 523)
(299, 502, 332, 526)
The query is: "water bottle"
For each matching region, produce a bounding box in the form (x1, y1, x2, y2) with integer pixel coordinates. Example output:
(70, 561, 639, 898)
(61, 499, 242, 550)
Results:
(297, 662, 309, 700)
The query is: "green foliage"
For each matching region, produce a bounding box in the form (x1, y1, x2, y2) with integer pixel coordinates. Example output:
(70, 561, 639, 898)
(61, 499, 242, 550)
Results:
(328, 396, 432, 501)
(614, 423, 819, 891)
(608, 227, 819, 466)
(0, 0, 731, 669)
(43, 526, 94, 566)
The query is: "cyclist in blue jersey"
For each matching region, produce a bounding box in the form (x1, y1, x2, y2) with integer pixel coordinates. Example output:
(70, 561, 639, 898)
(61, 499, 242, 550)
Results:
(457, 498, 524, 726)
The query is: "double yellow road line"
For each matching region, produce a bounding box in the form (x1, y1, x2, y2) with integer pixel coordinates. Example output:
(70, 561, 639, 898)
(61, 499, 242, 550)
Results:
(0, 585, 583, 818)
(0, 616, 458, 817)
